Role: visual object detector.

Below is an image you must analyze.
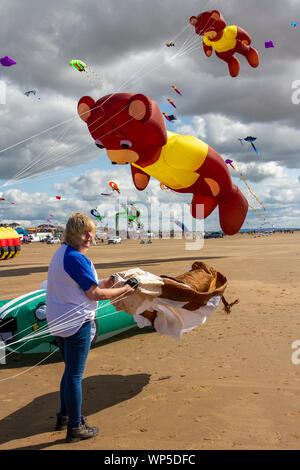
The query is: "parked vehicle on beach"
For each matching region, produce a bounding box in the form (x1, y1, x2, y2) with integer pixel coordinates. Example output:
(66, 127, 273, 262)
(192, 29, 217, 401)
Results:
(28, 235, 41, 242)
(46, 237, 60, 244)
(107, 236, 122, 244)
(204, 231, 224, 239)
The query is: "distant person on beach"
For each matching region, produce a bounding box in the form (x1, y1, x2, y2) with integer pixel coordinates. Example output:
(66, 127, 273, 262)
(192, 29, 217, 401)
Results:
(46, 212, 135, 443)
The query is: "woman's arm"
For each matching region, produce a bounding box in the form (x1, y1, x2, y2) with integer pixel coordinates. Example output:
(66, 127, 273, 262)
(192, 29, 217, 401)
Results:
(85, 282, 135, 301)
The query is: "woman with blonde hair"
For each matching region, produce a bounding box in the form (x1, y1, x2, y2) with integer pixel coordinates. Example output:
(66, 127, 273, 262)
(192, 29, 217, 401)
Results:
(46, 212, 135, 443)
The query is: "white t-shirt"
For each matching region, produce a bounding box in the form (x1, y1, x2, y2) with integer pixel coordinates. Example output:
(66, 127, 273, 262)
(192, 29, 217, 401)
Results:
(46, 244, 98, 338)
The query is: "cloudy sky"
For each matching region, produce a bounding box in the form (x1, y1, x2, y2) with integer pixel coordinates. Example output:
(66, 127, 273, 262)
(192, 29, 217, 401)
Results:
(0, 0, 299, 231)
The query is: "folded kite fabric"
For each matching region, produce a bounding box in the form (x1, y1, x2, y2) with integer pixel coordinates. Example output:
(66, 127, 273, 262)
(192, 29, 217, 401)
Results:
(111, 262, 238, 340)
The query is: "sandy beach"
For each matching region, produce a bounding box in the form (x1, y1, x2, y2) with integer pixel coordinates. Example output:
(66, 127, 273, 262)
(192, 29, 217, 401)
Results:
(0, 232, 300, 450)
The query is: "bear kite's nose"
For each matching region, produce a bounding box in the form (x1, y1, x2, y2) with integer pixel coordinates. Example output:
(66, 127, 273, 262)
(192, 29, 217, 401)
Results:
(111, 162, 117, 165)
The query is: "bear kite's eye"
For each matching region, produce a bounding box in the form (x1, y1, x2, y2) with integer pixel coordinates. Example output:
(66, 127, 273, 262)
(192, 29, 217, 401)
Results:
(120, 140, 132, 149)
(210, 27, 215, 31)
(95, 139, 105, 149)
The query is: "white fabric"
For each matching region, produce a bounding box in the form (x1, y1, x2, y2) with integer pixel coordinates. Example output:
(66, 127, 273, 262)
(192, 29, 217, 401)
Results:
(112, 268, 164, 315)
(46, 244, 98, 338)
(133, 296, 221, 340)
(112, 267, 221, 340)
(113, 268, 164, 295)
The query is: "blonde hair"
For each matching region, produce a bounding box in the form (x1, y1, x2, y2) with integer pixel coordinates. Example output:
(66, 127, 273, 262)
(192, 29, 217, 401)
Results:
(61, 212, 96, 248)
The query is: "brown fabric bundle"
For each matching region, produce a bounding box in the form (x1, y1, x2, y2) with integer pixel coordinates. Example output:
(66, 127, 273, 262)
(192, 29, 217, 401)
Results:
(159, 261, 239, 313)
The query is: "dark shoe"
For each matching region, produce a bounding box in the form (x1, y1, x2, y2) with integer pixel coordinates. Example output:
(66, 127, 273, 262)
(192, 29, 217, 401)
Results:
(55, 413, 68, 431)
(66, 416, 99, 443)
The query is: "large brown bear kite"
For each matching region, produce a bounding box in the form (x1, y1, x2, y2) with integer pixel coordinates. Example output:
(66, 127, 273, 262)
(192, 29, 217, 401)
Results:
(78, 93, 248, 235)
(190, 10, 259, 77)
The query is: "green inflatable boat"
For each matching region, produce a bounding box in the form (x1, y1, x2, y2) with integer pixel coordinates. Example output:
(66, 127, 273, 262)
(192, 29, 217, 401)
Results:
(0, 289, 137, 356)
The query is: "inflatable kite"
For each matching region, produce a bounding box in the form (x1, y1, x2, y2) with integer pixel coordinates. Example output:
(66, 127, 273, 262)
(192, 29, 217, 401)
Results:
(167, 99, 176, 108)
(90, 208, 103, 221)
(109, 181, 120, 194)
(0, 227, 21, 260)
(163, 113, 177, 122)
(115, 203, 143, 233)
(0, 56, 16, 67)
(24, 90, 36, 96)
(189, 10, 259, 77)
(69, 59, 86, 72)
(171, 85, 182, 95)
(264, 41, 274, 48)
(244, 136, 258, 153)
(69, 59, 102, 86)
(78, 93, 248, 235)
(110, 261, 239, 340)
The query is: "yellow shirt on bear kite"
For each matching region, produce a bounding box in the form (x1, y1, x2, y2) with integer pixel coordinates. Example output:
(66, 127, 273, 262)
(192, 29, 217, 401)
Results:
(132, 131, 208, 190)
(203, 25, 238, 53)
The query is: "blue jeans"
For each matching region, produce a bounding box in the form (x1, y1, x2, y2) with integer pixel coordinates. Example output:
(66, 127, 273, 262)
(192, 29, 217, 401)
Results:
(56, 320, 92, 428)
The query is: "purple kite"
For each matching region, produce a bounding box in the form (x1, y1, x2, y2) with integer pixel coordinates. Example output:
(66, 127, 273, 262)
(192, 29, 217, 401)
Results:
(264, 41, 274, 48)
(225, 159, 236, 170)
(0, 56, 16, 67)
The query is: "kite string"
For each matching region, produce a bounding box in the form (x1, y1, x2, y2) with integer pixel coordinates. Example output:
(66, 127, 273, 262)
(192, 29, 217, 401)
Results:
(5, 112, 136, 185)
(1, 8, 218, 185)
(0, 0, 218, 158)
(5, 102, 132, 184)
(0, 288, 137, 381)
(248, 202, 265, 220)
(117, 23, 192, 92)
(9, 119, 77, 184)
(0, 23, 192, 163)
(238, 172, 265, 209)
(5, 98, 126, 182)
(1, 280, 135, 352)
(8, 84, 151, 184)
(0, 348, 58, 383)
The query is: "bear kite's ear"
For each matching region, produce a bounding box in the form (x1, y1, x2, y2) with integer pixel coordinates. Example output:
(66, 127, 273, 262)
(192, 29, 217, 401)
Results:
(128, 94, 153, 123)
(78, 96, 96, 122)
(189, 16, 198, 26)
(211, 10, 220, 21)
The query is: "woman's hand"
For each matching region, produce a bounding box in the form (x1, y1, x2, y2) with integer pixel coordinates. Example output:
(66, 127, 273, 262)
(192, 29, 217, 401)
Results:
(123, 284, 135, 294)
